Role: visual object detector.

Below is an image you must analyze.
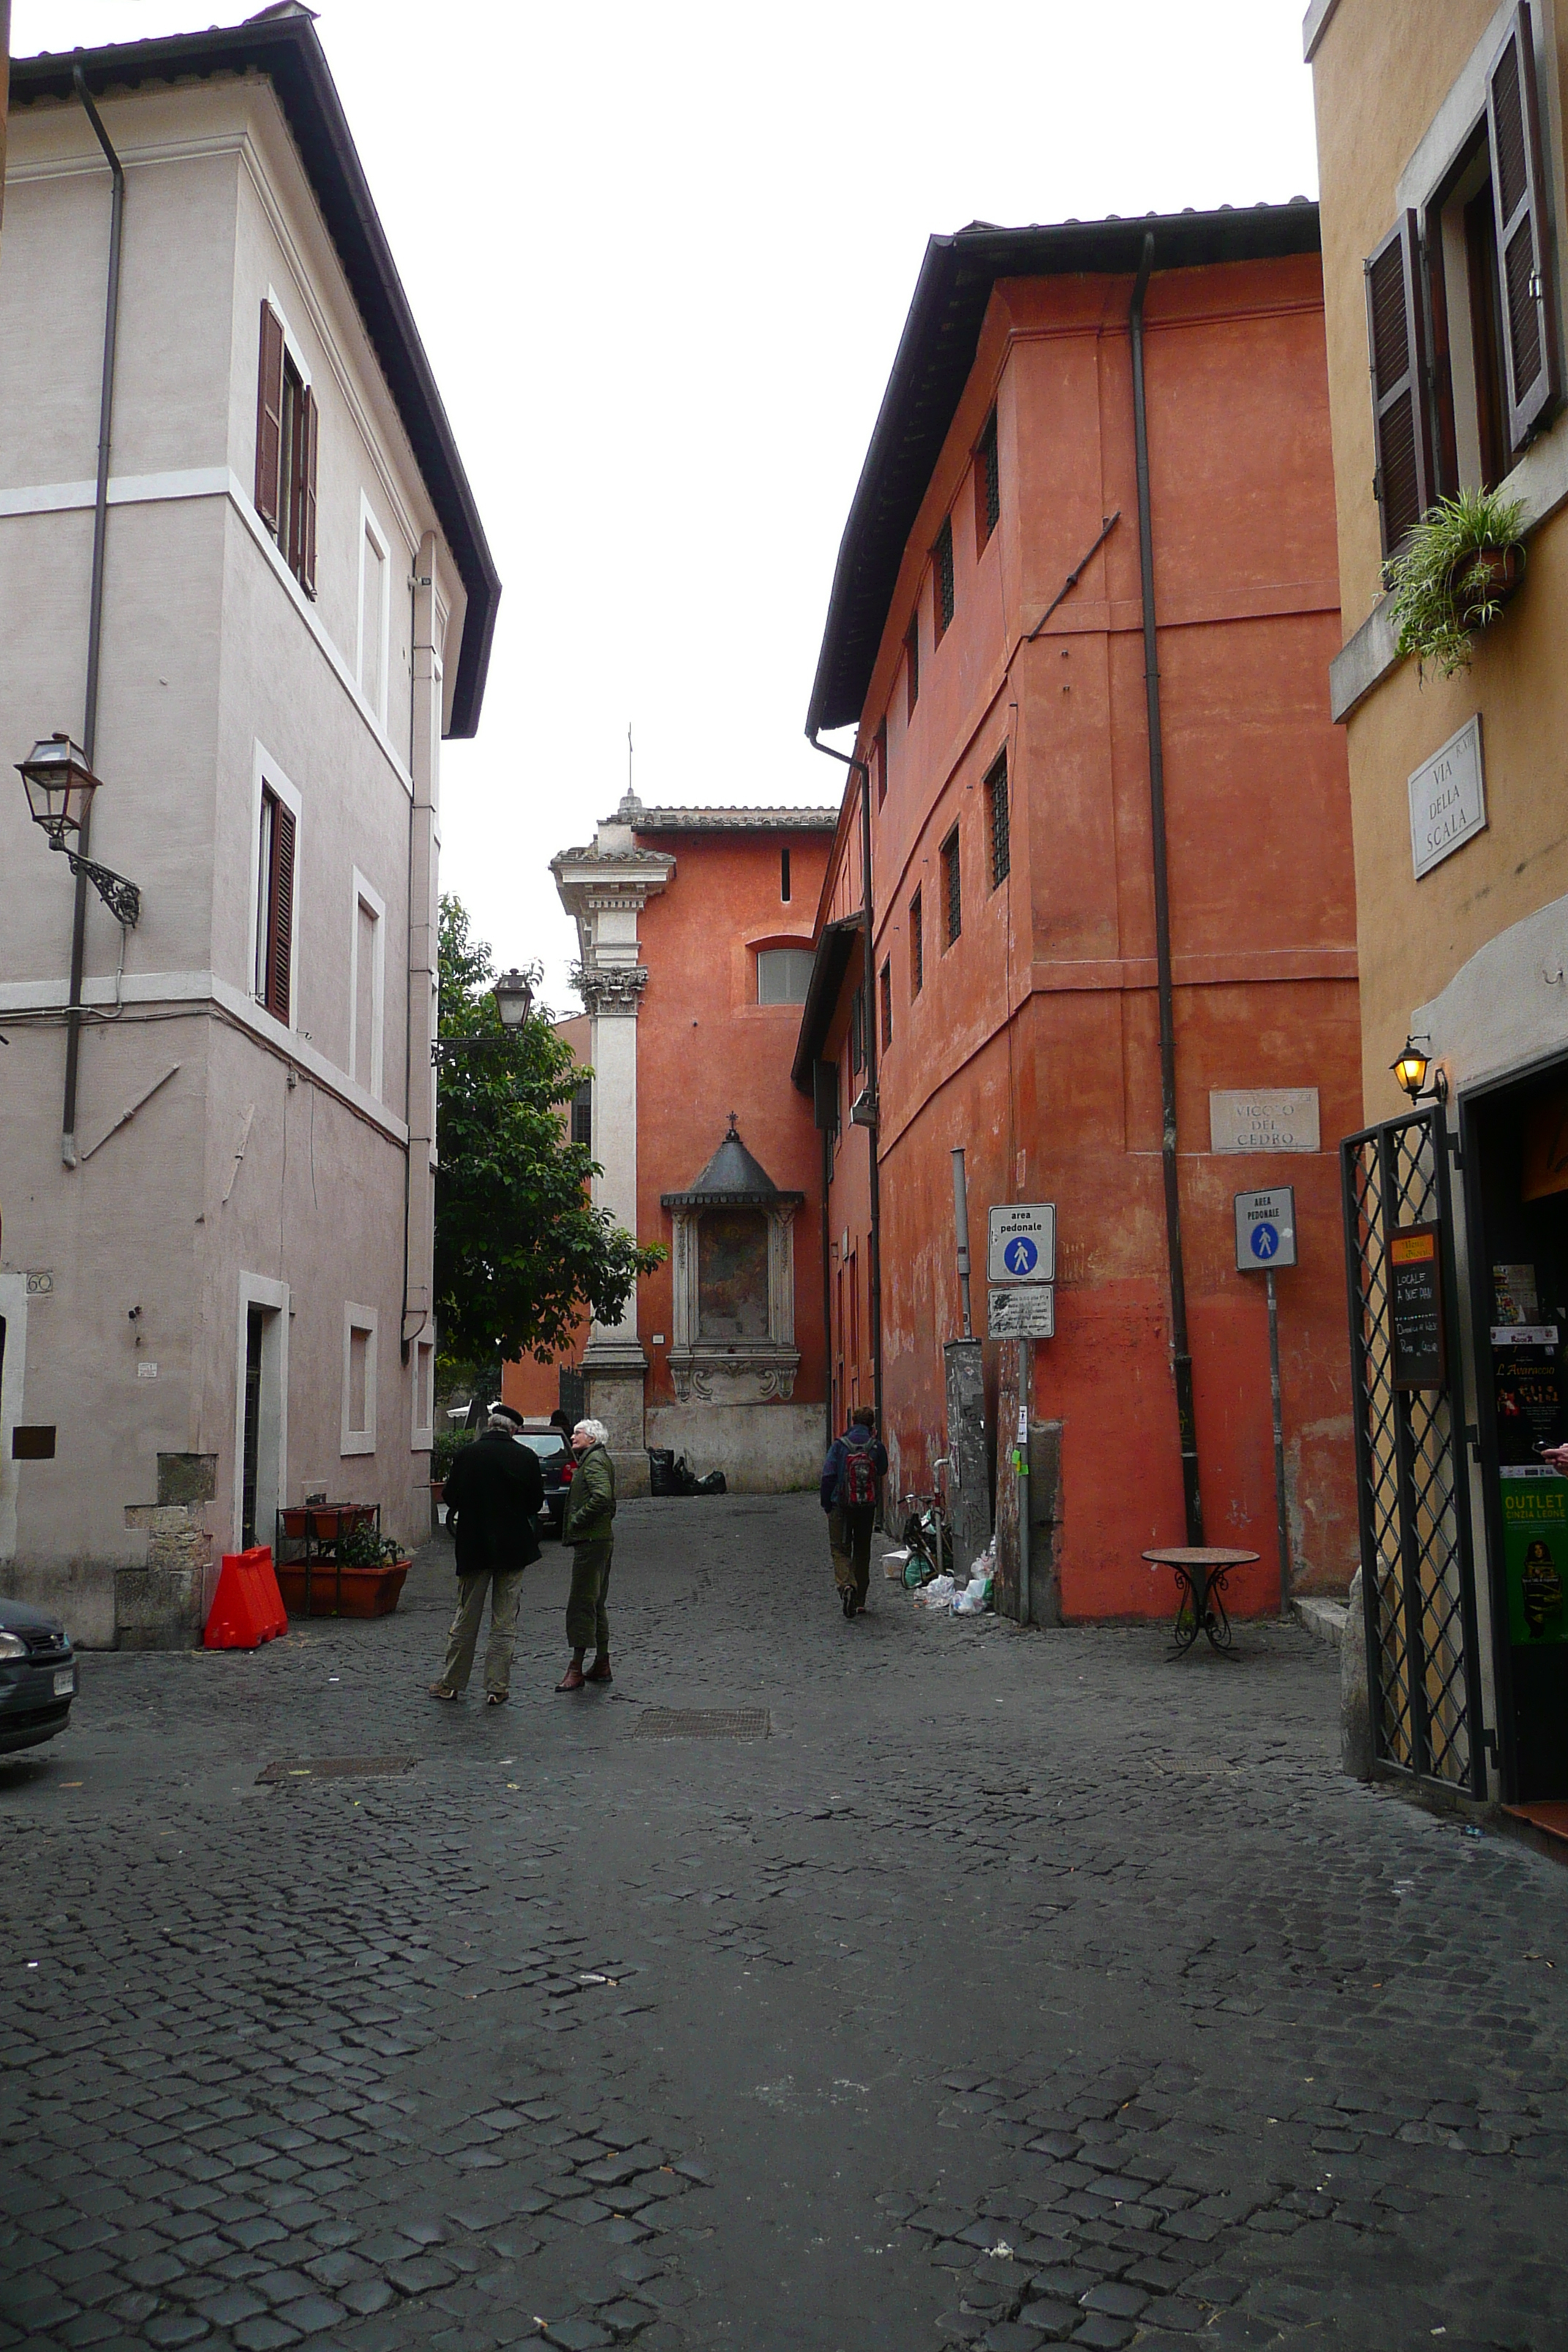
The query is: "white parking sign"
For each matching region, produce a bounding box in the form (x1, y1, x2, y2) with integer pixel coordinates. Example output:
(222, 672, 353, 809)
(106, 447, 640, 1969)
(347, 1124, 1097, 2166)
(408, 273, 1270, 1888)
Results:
(987, 1203, 1056, 1284)
(1235, 1186, 1297, 1273)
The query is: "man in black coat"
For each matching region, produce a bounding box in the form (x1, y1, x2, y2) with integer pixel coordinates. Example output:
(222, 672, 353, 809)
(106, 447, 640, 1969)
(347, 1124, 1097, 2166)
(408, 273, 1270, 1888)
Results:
(430, 1411, 543, 1706)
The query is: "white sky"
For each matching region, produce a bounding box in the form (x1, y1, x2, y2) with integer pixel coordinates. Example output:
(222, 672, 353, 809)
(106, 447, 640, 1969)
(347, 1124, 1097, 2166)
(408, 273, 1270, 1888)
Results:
(12, 1, 1319, 1012)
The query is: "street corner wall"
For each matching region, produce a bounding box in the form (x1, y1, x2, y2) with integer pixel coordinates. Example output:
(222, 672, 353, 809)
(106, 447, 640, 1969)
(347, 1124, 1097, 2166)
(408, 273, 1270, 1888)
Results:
(645, 1402, 821, 1493)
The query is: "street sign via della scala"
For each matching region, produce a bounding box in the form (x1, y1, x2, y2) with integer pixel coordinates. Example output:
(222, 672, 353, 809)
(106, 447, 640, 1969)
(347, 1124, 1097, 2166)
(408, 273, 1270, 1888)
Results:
(987, 1202, 1056, 1284)
(1234, 1186, 1297, 1273)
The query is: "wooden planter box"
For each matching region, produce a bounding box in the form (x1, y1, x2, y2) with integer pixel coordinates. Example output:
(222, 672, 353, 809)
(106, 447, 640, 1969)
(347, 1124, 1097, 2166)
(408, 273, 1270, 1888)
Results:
(274, 1560, 410, 1619)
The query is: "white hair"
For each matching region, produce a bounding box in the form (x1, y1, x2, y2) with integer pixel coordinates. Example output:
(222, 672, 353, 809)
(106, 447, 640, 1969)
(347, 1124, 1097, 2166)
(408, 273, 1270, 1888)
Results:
(573, 1418, 608, 1447)
(486, 1409, 516, 1433)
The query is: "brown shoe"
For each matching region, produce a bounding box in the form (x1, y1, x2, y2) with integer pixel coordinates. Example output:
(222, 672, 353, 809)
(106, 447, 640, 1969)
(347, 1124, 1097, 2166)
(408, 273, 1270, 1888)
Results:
(555, 1664, 586, 1692)
(429, 1683, 459, 1701)
(584, 1656, 612, 1684)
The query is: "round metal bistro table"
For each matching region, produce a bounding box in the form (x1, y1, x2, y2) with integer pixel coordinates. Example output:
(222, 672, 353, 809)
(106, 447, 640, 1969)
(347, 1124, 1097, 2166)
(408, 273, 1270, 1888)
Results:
(1142, 1546, 1259, 1656)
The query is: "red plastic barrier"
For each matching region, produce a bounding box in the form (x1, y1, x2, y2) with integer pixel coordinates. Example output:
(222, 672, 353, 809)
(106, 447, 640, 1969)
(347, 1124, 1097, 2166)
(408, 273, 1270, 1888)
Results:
(204, 1545, 289, 1648)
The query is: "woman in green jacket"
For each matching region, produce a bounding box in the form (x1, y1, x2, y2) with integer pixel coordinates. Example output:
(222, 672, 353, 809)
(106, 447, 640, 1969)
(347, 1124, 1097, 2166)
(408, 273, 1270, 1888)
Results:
(557, 1418, 617, 1691)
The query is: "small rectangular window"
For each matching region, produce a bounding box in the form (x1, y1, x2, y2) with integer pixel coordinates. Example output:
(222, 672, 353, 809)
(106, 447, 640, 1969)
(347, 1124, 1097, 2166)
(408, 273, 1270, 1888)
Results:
(879, 958, 892, 1051)
(342, 1304, 377, 1455)
(875, 719, 888, 809)
(780, 844, 791, 902)
(933, 516, 955, 641)
(570, 1079, 592, 1148)
(353, 893, 380, 1094)
(909, 888, 923, 998)
(976, 407, 1000, 549)
(905, 611, 919, 718)
(986, 749, 1010, 889)
(255, 301, 318, 597)
(255, 785, 295, 1023)
(756, 946, 815, 1004)
(359, 519, 387, 720)
(941, 826, 962, 947)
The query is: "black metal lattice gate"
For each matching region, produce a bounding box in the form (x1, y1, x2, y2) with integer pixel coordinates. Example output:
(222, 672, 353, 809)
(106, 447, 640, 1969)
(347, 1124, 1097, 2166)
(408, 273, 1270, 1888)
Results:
(1341, 1105, 1485, 1795)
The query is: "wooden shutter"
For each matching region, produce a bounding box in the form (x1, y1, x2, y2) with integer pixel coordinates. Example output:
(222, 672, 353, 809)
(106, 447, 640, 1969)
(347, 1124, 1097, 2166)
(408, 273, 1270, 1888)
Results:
(298, 385, 319, 598)
(255, 301, 285, 532)
(1364, 211, 1433, 554)
(1486, 1, 1560, 451)
(268, 799, 295, 1024)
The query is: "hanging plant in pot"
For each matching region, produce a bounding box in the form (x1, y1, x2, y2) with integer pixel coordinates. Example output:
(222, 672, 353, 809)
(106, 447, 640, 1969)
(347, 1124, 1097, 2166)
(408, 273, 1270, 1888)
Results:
(1385, 488, 1527, 679)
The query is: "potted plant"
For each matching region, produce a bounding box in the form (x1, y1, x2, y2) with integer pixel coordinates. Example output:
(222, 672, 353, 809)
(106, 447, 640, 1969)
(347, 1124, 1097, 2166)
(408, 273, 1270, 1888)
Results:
(274, 1518, 411, 1619)
(1385, 487, 1527, 679)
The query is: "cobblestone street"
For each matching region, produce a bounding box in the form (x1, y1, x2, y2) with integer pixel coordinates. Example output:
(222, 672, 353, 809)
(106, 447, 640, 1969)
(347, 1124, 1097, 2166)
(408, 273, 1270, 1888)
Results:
(3, 1493, 1566, 2352)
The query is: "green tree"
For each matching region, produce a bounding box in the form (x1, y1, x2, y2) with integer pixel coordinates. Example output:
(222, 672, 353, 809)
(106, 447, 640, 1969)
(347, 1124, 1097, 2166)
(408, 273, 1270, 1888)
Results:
(433, 896, 663, 1368)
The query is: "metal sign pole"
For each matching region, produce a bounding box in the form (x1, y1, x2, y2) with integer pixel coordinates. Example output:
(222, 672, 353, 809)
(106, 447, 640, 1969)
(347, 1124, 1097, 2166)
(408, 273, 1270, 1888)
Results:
(1266, 1266, 1291, 1615)
(1017, 1341, 1033, 1625)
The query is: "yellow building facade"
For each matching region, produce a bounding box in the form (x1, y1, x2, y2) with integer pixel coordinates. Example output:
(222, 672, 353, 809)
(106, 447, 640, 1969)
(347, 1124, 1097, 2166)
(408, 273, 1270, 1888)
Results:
(1308, 0, 1568, 1824)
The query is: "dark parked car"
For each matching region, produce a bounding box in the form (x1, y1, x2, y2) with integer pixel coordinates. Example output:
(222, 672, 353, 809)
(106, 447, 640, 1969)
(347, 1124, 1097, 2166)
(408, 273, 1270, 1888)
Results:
(0, 1597, 77, 1753)
(516, 1431, 573, 1539)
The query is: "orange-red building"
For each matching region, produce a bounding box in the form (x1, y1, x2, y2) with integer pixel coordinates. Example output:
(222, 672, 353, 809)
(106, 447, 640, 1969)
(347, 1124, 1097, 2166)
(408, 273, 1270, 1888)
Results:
(797, 206, 1362, 1619)
(546, 796, 836, 1489)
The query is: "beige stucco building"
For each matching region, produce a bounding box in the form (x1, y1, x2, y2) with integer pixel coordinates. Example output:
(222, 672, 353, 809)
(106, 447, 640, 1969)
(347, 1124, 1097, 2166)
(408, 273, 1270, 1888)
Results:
(0, 12, 498, 1644)
(1308, 0, 1568, 1824)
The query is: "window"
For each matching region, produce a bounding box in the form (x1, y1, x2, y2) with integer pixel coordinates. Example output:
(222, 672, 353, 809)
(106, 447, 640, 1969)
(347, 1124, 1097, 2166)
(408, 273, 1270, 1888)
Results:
(255, 301, 318, 597)
(780, 844, 791, 902)
(941, 826, 962, 947)
(570, 1079, 592, 1147)
(904, 610, 919, 717)
(850, 985, 864, 1075)
(412, 1338, 434, 1450)
(976, 407, 1000, 549)
(358, 508, 388, 723)
(1366, 9, 1558, 550)
(879, 957, 892, 1051)
(255, 785, 296, 1023)
(341, 1303, 377, 1455)
(986, 749, 1010, 889)
(875, 719, 888, 809)
(909, 887, 924, 997)
(933, 515, 955, 641)
(756, 946, 814, 1004)
(350, 870, 385, 1098)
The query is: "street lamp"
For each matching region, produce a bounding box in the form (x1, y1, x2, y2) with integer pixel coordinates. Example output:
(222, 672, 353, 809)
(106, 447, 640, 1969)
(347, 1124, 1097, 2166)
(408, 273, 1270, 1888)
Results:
(1391, 1033, 1448, 1104)
(492, 969, 534, 1029)
(16, 732, 142, 927)
(431, 966, 539, 1064)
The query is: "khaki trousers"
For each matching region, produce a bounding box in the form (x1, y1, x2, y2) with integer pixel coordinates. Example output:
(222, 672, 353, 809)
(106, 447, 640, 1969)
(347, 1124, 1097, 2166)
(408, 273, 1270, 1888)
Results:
(441, 1568, 526, 1696)
(566, 1541, 613, 1653)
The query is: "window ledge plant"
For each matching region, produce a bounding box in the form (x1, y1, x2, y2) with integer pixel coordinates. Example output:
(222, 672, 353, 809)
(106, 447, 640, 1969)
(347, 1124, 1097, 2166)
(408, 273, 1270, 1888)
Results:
(1385, 487, 1527, 679)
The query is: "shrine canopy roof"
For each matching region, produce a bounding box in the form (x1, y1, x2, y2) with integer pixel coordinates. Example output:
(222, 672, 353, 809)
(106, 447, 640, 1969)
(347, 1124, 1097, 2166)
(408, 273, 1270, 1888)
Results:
(661, 1120, 805, 1210)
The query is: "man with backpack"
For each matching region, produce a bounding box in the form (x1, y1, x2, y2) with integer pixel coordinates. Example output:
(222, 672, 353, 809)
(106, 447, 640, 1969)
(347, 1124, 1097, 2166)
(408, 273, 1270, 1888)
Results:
(821, 1405, 888, 1619)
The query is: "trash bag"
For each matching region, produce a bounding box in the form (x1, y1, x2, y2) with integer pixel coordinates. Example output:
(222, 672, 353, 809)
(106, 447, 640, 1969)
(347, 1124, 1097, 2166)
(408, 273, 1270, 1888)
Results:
(647, 1447, 676, 1497)
(952, 1572, 993, 1616)
(913, 1573, 957, 1610)
(672, 1454, 700, 1497)
(694, 1469, 727, 1496)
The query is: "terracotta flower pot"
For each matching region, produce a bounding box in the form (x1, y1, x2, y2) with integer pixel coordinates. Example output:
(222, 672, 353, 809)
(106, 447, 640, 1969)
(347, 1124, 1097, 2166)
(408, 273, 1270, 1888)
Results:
(279, 1503, 377, 1542)
(1452, 540, 1523, 627)
(274, 1560, 410, 1618)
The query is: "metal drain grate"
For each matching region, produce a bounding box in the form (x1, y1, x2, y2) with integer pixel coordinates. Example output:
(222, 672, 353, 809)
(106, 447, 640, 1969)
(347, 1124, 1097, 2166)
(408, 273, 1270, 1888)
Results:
(634, 1708, 770, 1741)
(257, 1755, 417, 1784)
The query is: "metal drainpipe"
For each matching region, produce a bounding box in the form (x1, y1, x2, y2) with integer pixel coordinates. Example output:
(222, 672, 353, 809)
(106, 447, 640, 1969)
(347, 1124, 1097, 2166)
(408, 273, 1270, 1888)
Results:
(808, 732, 883, 1438)
(60, 67, 125, 1167)
(1130, 231, 1204, 1544)
(820, 1119, 833, 1452)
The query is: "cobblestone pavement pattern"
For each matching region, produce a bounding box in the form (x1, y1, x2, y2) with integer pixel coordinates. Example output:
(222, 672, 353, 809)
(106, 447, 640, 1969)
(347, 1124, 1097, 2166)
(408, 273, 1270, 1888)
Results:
(2, 1494, 1567, 2352)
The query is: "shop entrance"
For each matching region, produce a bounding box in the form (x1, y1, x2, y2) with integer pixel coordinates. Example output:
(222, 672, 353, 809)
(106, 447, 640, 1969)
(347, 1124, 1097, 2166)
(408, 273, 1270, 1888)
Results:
(1342, 1104, 1485, 1796)
(1462, 1054, 1568, 1804)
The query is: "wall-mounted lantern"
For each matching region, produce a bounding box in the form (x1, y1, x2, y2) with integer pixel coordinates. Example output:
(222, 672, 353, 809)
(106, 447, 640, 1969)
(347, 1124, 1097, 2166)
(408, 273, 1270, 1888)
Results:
(17, 733, 142, 927)
(1391, 1033, 1449, 1105)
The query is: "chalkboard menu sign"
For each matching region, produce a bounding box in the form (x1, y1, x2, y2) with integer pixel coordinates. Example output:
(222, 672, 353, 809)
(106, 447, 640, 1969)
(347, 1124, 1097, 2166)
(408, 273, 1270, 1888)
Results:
(1390, 1223, 1446, 1390)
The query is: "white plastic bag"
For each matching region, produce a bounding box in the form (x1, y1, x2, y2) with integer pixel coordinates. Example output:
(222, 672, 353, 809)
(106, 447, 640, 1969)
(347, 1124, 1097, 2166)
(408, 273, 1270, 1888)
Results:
(913, 1572, 956, 1609)
(951, 1572, 993, 1616)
